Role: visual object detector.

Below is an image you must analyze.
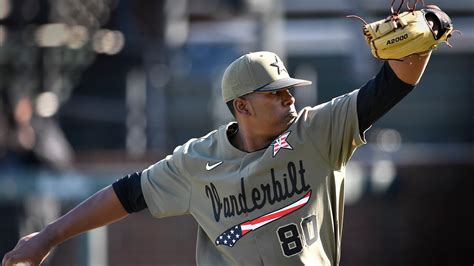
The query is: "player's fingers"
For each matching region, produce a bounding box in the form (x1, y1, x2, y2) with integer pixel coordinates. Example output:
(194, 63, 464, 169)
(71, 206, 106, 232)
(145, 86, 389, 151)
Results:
(5, 256, 34, 266)
(2, 250, 14, 266)
(3, 252, 19, 266)
(2, 252, 16, 266)
(2, 252, 34, 266)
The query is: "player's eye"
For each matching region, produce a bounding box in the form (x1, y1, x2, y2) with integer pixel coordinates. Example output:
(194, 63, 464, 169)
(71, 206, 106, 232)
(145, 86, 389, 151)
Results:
(254, 91, 277, 96)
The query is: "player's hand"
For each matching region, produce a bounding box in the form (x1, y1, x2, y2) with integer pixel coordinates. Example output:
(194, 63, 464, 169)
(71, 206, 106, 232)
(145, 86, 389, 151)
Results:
(2, 232, 52, 266)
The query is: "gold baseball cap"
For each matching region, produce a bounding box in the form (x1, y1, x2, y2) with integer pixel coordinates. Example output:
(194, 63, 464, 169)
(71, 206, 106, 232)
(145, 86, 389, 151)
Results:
(221, 51, 312, 102)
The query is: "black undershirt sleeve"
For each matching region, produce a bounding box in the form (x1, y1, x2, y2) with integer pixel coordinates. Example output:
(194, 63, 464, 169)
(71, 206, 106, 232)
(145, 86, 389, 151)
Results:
(357, 61, 415, 135)
(112, 171, 148, 213)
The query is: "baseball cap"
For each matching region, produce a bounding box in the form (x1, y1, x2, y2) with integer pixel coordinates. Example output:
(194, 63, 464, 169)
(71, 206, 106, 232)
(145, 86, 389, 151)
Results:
(221, 51, 312, 102)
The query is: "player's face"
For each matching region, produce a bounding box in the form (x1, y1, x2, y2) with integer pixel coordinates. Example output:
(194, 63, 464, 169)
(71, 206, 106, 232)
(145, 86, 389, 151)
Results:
(245, 88, 297, 134)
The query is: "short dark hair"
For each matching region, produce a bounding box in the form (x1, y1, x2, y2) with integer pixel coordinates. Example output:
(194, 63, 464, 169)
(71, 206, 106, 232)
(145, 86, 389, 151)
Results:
(226, 93, 251, 118)
(226, 100, 236, 117)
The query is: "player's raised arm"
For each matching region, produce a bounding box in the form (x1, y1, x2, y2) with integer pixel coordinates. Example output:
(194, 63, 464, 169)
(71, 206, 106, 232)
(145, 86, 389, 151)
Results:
(354, 4, 456, 134)
(2, 186, 128, 266)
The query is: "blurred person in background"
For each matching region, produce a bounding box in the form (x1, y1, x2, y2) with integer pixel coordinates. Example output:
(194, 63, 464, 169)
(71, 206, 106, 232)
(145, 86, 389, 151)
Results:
(0, 90, 73, 170)
(0, 89, 73, 262)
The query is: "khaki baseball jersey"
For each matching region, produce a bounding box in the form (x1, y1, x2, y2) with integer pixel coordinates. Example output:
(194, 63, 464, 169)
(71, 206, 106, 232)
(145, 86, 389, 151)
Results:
(141, 89, 365, 265)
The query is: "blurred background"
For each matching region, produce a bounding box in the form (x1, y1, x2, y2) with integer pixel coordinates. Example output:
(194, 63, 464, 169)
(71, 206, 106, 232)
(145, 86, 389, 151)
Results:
(0, 0, 473, 265)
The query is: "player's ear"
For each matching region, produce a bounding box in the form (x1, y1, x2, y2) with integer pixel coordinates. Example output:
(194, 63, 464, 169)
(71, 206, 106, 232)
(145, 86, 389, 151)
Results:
(234, 97, 251, 116)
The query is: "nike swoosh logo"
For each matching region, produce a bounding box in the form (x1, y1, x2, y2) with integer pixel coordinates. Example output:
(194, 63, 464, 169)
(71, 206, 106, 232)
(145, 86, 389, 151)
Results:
(206, 161, 223, 171)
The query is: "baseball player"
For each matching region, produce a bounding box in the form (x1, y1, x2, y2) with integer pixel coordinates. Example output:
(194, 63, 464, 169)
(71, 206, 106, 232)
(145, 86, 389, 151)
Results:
(2, 4, 454, 265)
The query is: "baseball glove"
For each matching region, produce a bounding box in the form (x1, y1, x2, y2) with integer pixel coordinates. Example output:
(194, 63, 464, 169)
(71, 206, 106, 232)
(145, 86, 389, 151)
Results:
(349, 1, 456, 60)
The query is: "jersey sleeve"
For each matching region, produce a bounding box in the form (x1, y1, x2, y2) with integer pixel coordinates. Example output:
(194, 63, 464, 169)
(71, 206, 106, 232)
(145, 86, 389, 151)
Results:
(141, 144, 192, 218)
(302, 90, 365, 170)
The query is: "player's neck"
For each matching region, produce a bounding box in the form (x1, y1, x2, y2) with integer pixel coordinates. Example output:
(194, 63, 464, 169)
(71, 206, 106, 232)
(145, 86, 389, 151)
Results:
(231, 125, 275, 153)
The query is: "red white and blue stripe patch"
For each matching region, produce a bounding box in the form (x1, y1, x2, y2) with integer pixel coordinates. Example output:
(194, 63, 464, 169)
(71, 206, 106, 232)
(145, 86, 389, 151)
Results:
(272, 131, 293, 157)
(215, 190, 312, 247)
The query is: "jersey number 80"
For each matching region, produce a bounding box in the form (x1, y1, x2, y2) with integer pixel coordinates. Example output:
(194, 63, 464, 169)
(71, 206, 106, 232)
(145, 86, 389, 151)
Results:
(276, 215, 318, 257)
